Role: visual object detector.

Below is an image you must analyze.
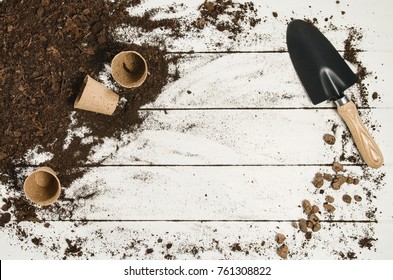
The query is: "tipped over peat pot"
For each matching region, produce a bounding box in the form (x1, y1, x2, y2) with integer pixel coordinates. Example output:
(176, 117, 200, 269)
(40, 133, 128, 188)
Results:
(74, 75, 120, 115)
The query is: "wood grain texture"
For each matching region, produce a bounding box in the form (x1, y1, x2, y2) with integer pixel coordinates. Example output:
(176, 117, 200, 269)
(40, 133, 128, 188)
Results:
(1, 0, 392, 260)
(115, 0, 393, 52)
(6, 165, 389, 221)
(338, 101, 384, 168)
(81, 109, 390, 166)
(0, 221, 391, 259)
(143, 52, 393, 109)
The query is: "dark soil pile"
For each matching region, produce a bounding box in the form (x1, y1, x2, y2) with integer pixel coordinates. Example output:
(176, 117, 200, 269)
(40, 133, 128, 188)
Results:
(0, 0, 169, 188)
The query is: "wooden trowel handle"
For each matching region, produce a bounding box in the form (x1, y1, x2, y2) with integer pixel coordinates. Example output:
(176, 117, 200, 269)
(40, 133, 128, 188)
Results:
(337, 101, 384, 169)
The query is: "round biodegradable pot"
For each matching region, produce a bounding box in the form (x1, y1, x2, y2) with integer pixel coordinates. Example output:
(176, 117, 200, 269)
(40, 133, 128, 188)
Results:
(111, 51, 148, 88)
(23, 167, 61, 206)
(74, 75, 119, 115)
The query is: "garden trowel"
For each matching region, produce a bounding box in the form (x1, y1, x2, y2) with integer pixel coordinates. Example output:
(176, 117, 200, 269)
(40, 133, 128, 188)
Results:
(287, 19, 383, 168)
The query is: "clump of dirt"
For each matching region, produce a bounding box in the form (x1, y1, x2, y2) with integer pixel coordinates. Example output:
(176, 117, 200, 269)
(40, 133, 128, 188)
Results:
(63, 238, 83, 259)
(230, 243, 242, 252)
(299, 218, 308, 233)
(331, 174, 347, 190)
(323, 203, 336, 213)
(332, 162, 344, 173)
(275, 233, 285, 244)
(372, 92, 380, 100)
(194, 0, 261, 38)
(31, 237, 43, 246)
(358, 237, 377, 250)
(298, 199, 321, 239)
(342, 194, 352, 204)
(312, 173, 324, 188)
(146, 248, 154, 254)
(325, 195, 335, 203)
(338, 251, 357, 260)
(313, 162, 360, 192)
(276, 244, 288, 259)
(0, 212, 11, 227)
(354, 195, 362, 202)
(323, 133, 336, 145)
(1, 199, 12, 211)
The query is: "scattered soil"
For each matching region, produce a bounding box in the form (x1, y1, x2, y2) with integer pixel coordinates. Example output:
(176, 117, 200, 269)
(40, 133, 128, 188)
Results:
(338, 251, 357, 260)
(358, 237, 377, 250)
(340, 27, 378, 163)
(64, 238, 83, 259)
(344, 28, 369, 107)
(194, 0, 260, 37)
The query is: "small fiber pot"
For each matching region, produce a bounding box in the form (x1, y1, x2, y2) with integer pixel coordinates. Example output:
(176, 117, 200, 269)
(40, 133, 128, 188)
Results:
(74, 75, 120, 115)
(111, 51, 148, 88)
(23, 167, 61, 206)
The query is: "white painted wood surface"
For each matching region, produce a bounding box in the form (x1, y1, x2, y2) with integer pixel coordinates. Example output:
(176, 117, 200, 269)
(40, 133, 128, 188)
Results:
(1, 0, 392, 259)
(118, 0, 393, 52)
(1, 221, 392, 260)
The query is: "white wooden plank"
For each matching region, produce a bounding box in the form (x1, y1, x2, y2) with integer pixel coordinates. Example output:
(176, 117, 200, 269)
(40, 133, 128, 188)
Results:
(0, 220, 391, 259)
(141, 52, 393, 109)
(5, 165, 390, 221)
(115, 0, 393, 52)
(84, 109, 391, 166)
